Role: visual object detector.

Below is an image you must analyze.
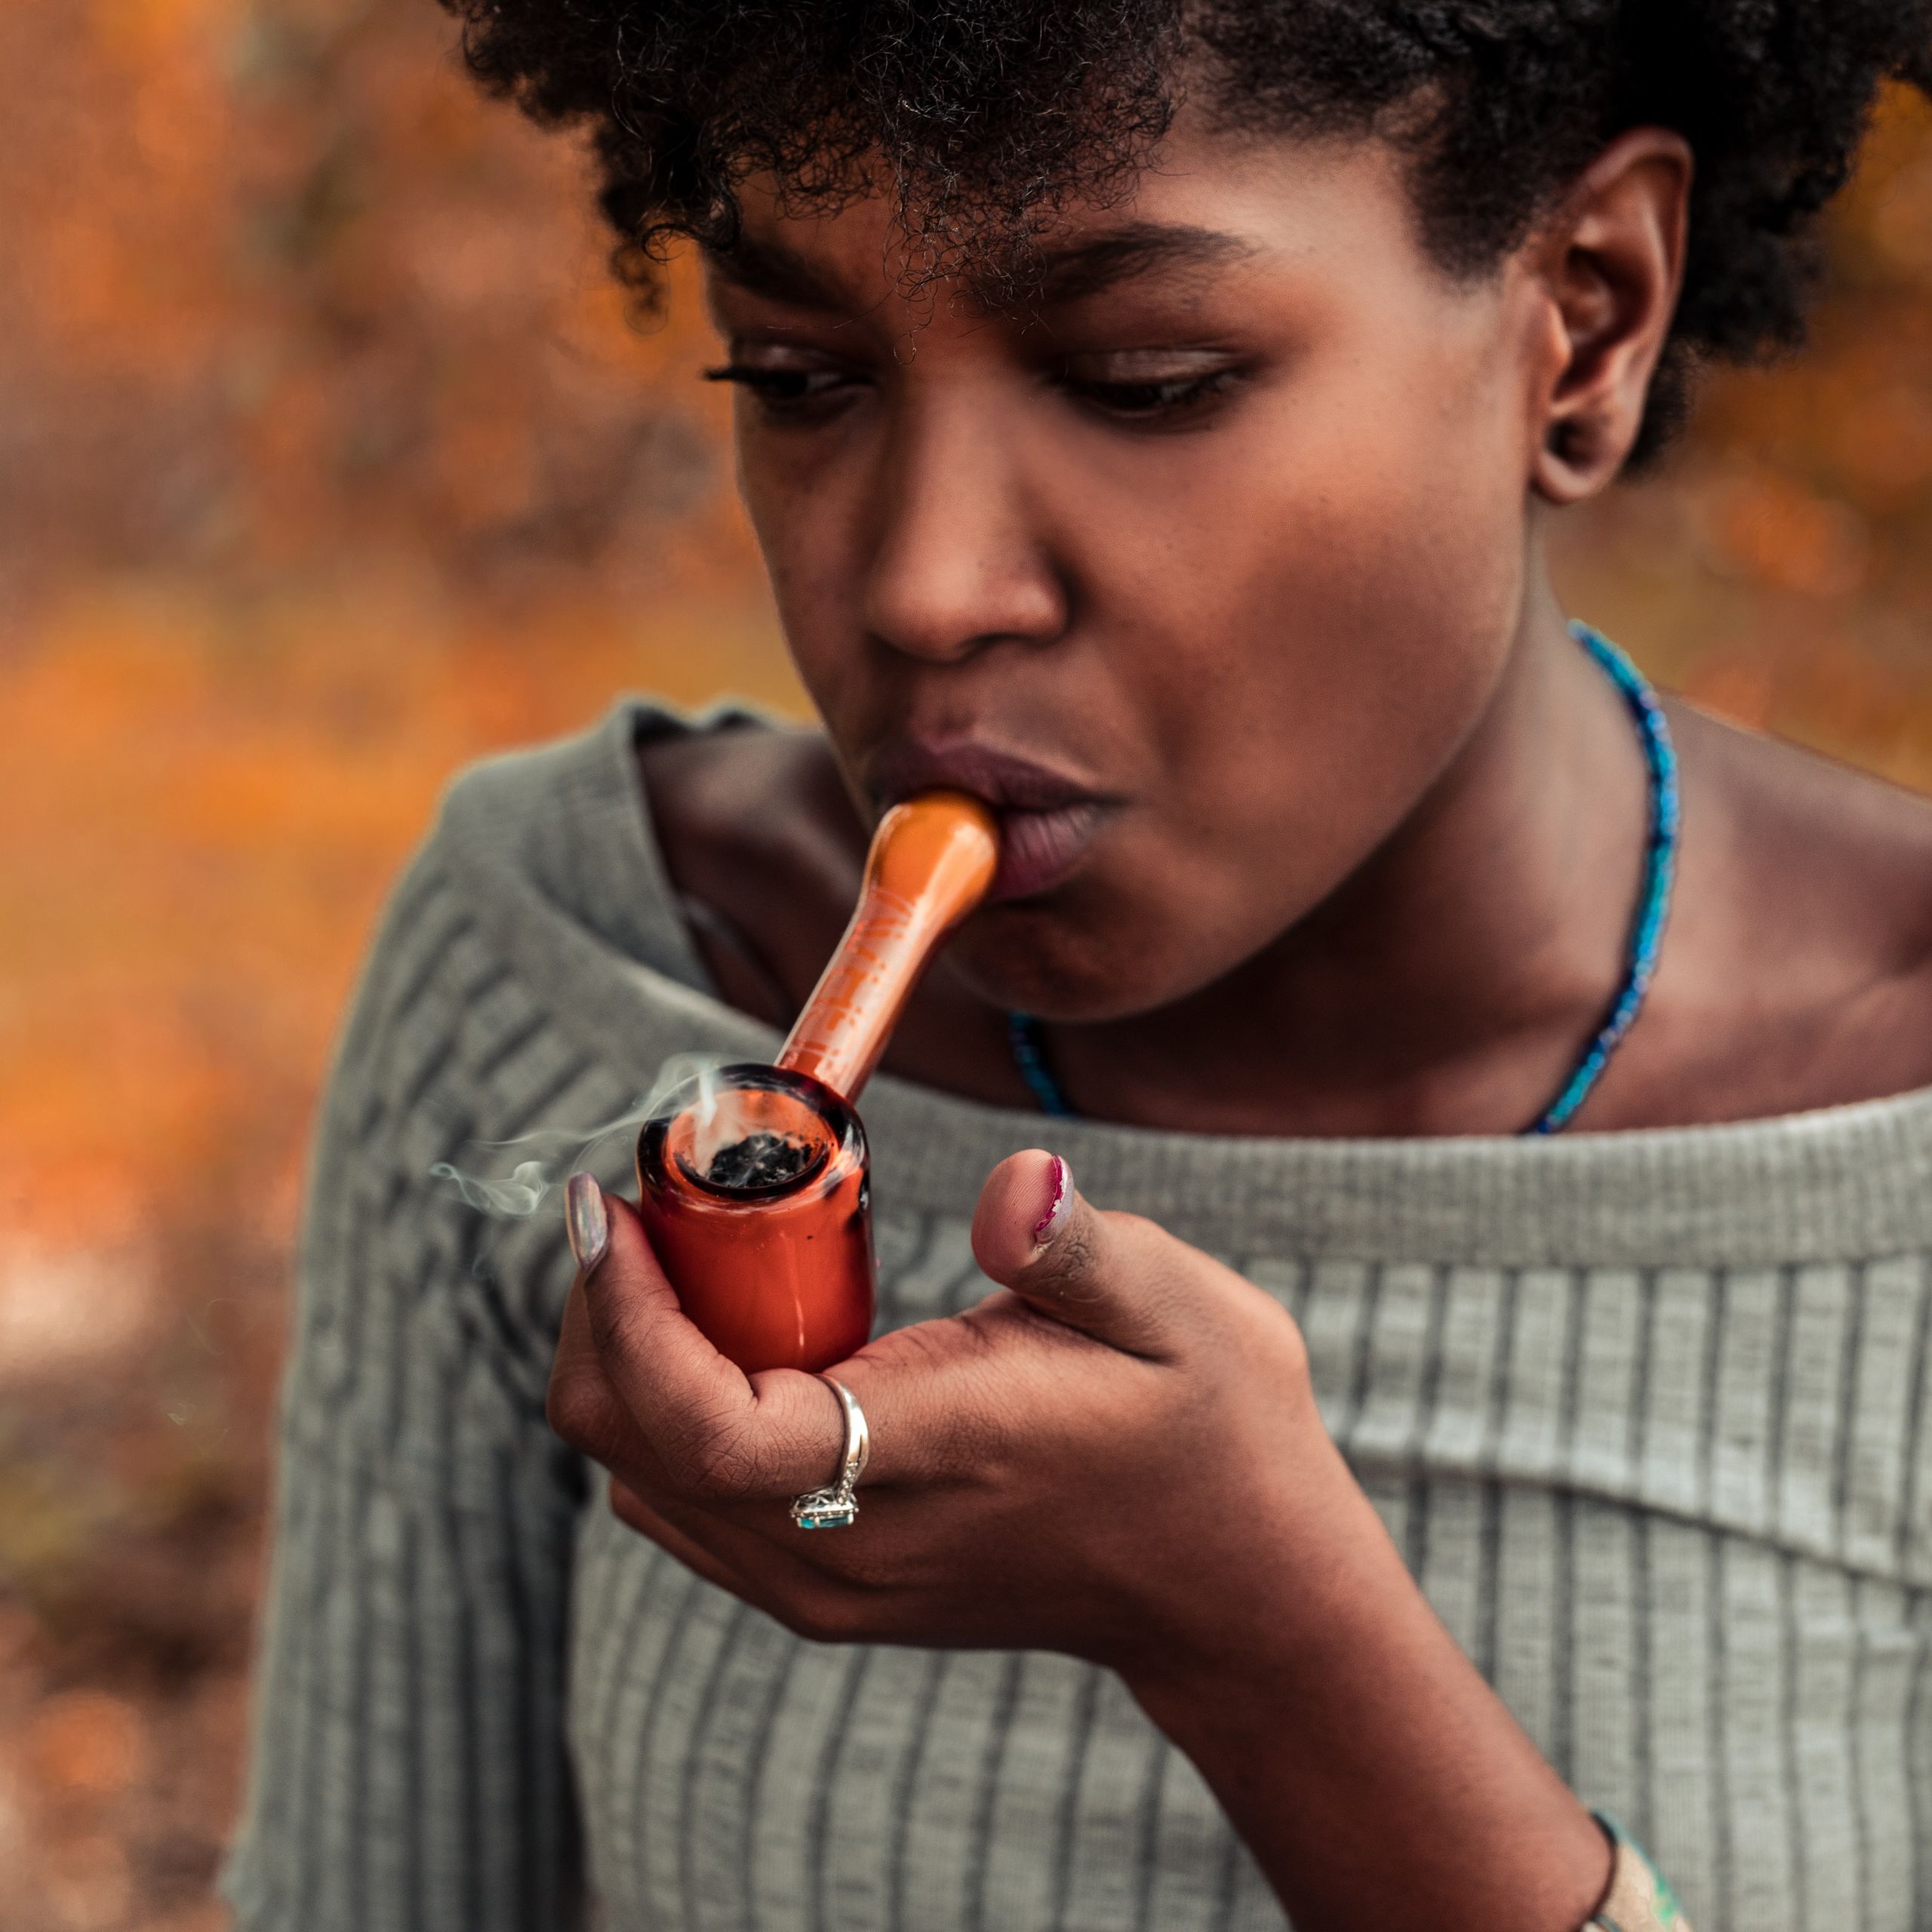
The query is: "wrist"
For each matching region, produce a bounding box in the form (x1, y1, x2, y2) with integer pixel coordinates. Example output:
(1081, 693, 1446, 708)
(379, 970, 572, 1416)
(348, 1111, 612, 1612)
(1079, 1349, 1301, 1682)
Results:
(1587, 1814, 1691, 1930)
(1113, 1432, 1609, 1932)
(1115, 1406, 1397, 1721)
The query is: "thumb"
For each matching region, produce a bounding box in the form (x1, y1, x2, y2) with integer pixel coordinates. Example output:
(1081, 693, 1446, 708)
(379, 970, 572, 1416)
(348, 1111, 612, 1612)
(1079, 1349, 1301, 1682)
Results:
(970, 1150, 1181, 1358)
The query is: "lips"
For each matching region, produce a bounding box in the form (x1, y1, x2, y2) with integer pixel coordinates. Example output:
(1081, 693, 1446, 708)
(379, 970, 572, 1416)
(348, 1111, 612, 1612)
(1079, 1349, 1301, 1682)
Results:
(988, 800, 1108, 900)
(867, 739, 1114, 902)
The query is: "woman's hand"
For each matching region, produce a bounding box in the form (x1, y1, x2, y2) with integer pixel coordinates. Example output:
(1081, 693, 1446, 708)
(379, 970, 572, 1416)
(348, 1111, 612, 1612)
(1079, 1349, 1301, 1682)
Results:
(549, 1152, 1613, 1932)
(548, 1149, 1337, 1678)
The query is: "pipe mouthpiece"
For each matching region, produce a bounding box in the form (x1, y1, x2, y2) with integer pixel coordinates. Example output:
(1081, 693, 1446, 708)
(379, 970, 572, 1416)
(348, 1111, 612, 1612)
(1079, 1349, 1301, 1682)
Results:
(775, 791, 998, 1101)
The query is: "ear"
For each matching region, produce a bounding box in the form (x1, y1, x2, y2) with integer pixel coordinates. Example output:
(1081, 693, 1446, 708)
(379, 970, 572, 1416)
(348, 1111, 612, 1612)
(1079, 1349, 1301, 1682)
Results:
(1528, 128, 1693, 505)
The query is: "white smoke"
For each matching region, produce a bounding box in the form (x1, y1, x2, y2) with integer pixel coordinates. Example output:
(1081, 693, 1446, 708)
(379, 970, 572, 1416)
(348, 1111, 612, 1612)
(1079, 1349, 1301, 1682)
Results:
(429, 1051, 743, 1217)
(431, 1158, 555, 1216)
(688, 1057, 735, 1174)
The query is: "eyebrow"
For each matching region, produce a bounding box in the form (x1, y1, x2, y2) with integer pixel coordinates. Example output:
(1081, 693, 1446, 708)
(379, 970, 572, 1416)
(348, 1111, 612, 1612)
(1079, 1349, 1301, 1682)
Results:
(1026, 223, 1260, 305)
(706, 220, 1257, 315)
(705, 235, 855, 312)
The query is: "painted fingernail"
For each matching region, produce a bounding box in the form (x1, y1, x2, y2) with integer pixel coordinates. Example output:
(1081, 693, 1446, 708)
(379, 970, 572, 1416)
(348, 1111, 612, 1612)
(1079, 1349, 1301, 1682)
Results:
(1032, 1155, 1072, 1247)
(565, 1171, 610, 1274)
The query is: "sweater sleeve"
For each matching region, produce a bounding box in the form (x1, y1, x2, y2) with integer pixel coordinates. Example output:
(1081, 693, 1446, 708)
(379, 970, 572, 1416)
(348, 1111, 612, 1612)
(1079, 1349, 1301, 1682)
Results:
(220, 832, 591, 1932)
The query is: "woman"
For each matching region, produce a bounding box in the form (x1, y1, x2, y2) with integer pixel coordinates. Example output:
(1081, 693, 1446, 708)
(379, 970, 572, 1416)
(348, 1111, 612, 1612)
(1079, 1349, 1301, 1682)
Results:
(223, 6, 1932, 1929)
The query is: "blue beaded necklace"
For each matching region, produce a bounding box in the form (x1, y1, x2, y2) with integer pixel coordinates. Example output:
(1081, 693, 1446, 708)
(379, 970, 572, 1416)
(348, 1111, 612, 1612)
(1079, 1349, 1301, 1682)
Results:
(1006, 620, 1680, 1137)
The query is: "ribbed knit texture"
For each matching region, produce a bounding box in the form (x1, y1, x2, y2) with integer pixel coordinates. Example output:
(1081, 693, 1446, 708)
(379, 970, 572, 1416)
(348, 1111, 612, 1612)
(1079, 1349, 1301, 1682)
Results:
(223, 699, 1932, 1932)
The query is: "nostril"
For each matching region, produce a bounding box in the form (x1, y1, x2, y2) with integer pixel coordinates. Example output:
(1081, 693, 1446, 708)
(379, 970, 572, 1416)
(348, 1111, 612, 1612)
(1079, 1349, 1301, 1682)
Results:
(861, 560, 1069, 663)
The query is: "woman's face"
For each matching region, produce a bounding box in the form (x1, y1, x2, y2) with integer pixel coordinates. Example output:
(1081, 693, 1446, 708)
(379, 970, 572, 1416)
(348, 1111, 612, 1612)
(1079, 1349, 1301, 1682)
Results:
(703, 116, 1563, 1021)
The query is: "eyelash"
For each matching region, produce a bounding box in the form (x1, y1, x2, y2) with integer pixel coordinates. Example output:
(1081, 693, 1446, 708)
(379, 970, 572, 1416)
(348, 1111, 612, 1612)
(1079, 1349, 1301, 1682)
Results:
(701, 362, 1244, 423)
(703, 365, 854, 410)
(1066, 370, 1243, 417)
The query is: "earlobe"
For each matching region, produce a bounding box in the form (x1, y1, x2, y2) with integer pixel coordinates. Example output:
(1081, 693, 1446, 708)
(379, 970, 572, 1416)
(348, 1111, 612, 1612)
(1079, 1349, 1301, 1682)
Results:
(1529, 128, 1693, 505)
(1536, 411, 1603, 503)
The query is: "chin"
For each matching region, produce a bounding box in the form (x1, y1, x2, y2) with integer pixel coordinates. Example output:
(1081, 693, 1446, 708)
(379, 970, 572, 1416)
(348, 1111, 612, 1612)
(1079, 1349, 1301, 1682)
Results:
(945, 900, 1196, 1025)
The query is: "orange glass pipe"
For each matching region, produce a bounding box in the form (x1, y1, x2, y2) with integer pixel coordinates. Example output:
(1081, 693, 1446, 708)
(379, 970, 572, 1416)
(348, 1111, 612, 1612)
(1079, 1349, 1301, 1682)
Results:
(637, 792, 999, 1373)
(774, 789, 1001, 1101)
(635, 1065, 875, 1373)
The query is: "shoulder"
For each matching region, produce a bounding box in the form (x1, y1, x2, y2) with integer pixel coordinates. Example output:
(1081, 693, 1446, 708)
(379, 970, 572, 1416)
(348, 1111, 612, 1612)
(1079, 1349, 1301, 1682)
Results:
(328, 697, 802, 1124)
(1684, 703, 1932, 961)
(1658, 701, 1932, 1115)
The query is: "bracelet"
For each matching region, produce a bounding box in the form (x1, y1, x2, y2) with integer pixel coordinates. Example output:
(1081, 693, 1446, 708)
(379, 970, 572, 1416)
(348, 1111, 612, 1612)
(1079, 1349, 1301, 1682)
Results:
(1586, 1812, 1690, 1932)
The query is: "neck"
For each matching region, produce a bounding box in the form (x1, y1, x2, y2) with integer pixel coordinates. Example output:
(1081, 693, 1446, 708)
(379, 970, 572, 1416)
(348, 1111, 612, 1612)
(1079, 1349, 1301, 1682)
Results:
(1054, 565, 1657, 1137)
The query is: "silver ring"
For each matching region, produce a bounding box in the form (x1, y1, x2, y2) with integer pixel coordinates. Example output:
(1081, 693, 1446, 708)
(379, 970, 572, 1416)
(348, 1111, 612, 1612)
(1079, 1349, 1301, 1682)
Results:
(790, 1375, 870, 1530)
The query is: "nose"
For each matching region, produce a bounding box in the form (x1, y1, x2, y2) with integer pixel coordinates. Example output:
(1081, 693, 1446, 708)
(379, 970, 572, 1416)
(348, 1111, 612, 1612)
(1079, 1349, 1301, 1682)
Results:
(860, 386, 1069, 663)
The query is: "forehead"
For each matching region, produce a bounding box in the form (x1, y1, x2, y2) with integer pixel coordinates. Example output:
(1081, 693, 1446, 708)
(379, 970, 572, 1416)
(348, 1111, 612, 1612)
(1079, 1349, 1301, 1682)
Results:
(705, 120, 1434, 320)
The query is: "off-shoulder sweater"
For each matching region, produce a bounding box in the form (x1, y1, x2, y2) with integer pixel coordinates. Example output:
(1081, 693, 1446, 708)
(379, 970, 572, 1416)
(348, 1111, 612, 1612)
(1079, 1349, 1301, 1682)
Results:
(223, 697, 1932, 1932)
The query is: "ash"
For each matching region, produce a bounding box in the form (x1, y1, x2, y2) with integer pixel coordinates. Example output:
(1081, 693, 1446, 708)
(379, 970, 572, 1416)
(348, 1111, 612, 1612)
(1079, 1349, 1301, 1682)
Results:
(706, 1131, 814, 1191)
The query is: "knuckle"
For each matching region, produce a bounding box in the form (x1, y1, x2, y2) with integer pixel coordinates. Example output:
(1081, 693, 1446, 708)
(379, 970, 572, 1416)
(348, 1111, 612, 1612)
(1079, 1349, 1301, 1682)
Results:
(895, 1314, 985, 1375)
(839, 1546, 902, 1596)
(1263, 1299, 1312, 1383)
(670, 1420, 760, 1502)
(1054, 1214, 1104, 1278)
(546, 1365, 615, 1455)
(1214, 1268, 1309, 1357)
(585, 1292, 652, 1367)
(1029, 1220, 1106, 1309)
(778, 1593, 863, 1647)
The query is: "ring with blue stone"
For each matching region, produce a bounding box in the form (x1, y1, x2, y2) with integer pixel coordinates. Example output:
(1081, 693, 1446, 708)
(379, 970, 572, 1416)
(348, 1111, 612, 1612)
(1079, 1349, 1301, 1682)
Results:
(790, 1374, 870, 1530)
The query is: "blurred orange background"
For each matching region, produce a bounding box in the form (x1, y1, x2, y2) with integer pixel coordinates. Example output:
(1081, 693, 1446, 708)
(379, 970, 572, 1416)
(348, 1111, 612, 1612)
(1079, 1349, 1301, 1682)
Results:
(4, 4, 1932, 1927)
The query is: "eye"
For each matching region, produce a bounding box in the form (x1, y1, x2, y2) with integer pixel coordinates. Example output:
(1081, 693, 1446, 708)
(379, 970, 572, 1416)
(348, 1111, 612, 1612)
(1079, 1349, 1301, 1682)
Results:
(1053, 353, 1249, 424)
(703, 361, 867, 419)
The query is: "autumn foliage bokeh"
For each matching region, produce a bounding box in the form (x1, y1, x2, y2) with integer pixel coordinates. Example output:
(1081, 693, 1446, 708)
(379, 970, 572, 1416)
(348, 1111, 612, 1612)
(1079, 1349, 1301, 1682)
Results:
(5, 2, 1932, 1926)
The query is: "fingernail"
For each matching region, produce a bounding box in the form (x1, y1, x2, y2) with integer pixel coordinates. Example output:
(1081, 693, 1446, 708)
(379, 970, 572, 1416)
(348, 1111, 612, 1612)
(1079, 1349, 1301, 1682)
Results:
(565, 1171, 610, 1274)
(1032, 1155, 1072, 1247)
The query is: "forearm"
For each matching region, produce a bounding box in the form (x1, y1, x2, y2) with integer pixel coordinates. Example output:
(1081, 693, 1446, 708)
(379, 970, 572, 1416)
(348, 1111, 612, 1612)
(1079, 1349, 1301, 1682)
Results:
(1124, 1432, 1609, 1932)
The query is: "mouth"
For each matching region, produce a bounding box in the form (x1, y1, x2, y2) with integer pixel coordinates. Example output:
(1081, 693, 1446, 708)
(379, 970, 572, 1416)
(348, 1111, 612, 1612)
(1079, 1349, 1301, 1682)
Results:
(867, 739, 1114, 903)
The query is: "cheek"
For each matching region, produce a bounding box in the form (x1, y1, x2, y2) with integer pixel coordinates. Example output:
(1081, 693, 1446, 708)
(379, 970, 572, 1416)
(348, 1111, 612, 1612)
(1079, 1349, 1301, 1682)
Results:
(1158, 404, 1525, 808)
(740, 454, 829, 605)
(737, 431, 925, 762)
(967, 374, 1529, 1014)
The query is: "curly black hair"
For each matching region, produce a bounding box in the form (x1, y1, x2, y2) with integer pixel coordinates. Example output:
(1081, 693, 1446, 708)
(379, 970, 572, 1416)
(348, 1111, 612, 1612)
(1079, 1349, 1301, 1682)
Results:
(441, 1, 1932, 460)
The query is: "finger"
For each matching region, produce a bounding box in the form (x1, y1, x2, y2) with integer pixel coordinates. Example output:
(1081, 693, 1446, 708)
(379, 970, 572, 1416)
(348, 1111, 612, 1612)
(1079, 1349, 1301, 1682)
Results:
(611, 1475, 908, 1644)
(571, 1184, 774, 1476)
(577, 1185, 911, 1503)
(547, 1275, 636, 1470)
(608, 1478, 761, 1600)
(574, 1185, 750, 1417)
(969, 1150, 1191, 1357)
(547, 1277, 680, 1488)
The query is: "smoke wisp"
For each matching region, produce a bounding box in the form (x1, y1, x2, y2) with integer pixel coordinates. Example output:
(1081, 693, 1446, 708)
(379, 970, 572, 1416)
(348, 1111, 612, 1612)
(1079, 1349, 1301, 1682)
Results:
(429, 1051, 741, 1217)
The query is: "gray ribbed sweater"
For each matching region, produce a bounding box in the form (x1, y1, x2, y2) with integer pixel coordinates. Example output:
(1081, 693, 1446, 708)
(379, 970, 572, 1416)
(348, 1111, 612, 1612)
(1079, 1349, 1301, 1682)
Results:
(223, 697, 1932, 1932)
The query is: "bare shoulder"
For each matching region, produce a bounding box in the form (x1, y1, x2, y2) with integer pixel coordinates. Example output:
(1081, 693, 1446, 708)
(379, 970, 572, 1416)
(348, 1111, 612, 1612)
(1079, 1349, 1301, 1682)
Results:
(637, 721, 866, 1022)
(1682, 703, 1932, 964)
(1663, 700, 1932, 1112)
